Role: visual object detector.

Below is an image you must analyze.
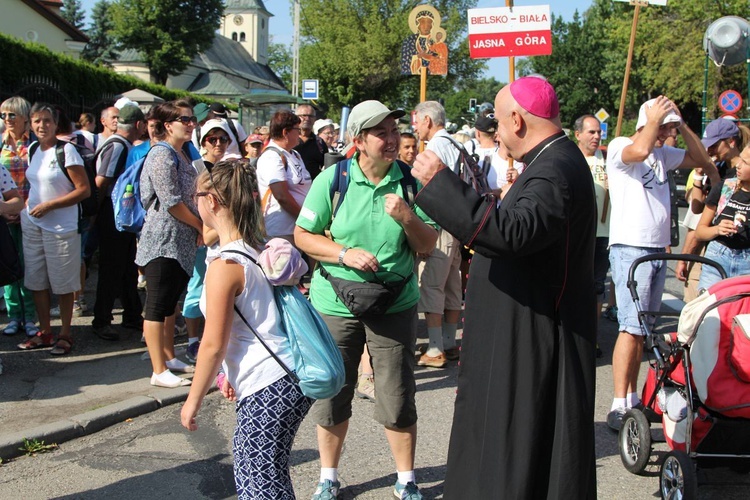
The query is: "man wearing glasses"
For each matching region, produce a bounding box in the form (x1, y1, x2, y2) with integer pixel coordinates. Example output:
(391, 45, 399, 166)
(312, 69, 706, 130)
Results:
(293, 104, 326, 181)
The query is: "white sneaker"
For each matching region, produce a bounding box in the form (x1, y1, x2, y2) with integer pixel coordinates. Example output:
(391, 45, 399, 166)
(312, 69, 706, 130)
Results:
(150, 370, 191, 388)
(50, 305, 61, 318)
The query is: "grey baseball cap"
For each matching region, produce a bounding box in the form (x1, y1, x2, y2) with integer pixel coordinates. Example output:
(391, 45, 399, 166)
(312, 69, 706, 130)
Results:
(347, 100, 405, 137)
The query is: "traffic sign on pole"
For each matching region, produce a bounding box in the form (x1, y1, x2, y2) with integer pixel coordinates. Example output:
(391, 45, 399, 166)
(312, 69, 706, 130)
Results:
(595, 108, 610, 122)
(302, 79, 319, 100)
(718, 90, 743, 114)
(600, 122, 608, 140)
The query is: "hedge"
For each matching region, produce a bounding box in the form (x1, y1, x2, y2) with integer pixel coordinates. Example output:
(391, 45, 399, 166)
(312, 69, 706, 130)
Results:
(0, 32, 214, 106)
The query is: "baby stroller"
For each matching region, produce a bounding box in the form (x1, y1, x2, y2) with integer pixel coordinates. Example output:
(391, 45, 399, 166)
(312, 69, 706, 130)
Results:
(617, 253, 750, 499)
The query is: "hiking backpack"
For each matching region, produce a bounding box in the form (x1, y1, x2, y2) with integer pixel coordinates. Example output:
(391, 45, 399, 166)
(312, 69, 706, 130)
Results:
(111, 141, 178, 233)
(436, 135, 492, 195)
(29, 137, 99, 219)
(329, 157, 418, 222)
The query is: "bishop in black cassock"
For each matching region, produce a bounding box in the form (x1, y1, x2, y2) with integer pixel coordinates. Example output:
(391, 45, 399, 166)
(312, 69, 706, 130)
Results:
(412, 77, 597, 499)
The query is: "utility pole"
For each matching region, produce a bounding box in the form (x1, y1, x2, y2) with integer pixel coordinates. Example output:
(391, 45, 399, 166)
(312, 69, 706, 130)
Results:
(292, 0, 300, 97)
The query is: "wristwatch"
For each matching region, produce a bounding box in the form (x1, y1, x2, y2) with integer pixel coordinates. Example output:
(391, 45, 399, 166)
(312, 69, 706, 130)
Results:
(338, 246, 350, 266)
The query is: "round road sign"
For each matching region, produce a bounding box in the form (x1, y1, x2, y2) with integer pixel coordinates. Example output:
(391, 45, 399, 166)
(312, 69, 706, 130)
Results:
(718, 90, 743, 114)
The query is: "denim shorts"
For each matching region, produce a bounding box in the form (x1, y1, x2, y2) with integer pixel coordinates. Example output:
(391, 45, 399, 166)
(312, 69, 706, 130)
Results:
(698, 240, 750, 292)
(609, 244, 667, 335)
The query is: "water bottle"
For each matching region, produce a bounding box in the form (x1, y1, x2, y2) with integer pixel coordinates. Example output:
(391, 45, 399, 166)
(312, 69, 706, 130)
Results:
(121, 184, 135, 227)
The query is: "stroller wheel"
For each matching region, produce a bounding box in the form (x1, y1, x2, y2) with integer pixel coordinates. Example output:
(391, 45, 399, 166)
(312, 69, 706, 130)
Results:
(619, 409, 651, 474)
(660, 450, 697, 500)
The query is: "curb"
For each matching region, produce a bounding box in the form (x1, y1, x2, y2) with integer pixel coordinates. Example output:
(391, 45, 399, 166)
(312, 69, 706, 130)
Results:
(0, 386, 199, 461)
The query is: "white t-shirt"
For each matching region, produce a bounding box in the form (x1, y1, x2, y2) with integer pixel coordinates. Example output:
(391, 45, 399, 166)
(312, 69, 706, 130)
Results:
(25, 142, 84, 233)
(607, 136, 685, 248)
(426, 129, 461, 174)
(201, 240, 293, 401)
(587, 149, 610, 238)
(479, 146, 525, 190)
(256, 140, 312, 237)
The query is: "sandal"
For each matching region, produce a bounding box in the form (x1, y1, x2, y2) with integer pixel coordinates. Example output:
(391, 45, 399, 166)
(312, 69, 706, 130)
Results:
(17, 331, 55, 350)
(3, 319, 22, 336)
(50, 337, 73, 356)
(24, 321, 40, 337)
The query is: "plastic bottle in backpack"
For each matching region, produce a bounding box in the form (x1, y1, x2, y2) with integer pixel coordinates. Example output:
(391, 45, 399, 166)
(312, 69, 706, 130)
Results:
(120, 184, 135, 226)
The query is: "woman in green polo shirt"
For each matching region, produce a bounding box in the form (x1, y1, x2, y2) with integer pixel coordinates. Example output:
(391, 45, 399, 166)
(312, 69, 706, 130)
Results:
(294, 100, 437, 500)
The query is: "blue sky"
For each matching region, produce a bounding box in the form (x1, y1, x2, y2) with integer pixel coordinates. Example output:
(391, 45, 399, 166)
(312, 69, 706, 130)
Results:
(78, 0, 597, 81)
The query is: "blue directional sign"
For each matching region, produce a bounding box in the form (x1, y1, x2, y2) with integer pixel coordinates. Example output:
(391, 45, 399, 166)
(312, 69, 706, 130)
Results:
(719, 90, 742, 114)
(600, 122, 608, 141)
(302, 79, 319, 100)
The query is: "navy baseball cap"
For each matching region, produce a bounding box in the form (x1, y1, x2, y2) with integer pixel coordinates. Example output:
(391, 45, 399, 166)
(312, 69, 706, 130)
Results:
(701, 118, 739, 148)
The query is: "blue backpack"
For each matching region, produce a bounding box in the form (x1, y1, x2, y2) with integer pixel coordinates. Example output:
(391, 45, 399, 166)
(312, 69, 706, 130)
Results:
(111, 141, 178, 233)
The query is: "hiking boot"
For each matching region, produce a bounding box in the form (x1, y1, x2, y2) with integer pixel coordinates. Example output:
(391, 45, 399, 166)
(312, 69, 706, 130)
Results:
(417, 352, 447, 368)
(393, 481, 422, 500)
(311, 479, 340, 499)
(355, 373, 375, 402)
(607, 407, 628, 432)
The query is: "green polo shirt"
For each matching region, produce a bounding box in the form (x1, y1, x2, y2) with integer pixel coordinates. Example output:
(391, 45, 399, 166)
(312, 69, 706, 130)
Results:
(296, 155, 436, 317)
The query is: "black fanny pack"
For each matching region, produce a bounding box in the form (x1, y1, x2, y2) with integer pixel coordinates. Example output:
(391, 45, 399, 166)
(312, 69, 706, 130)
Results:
(319, 267, 409, 316)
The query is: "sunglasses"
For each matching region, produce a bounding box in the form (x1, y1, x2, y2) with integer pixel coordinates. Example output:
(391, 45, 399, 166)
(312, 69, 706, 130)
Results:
(0, 112, 17, 120)
(172, 115, 198, 125)
(206, 136, 229, 145)
(194, 168, 227, 206)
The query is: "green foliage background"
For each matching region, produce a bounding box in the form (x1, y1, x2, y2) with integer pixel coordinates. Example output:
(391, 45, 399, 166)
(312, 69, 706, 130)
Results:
(0, 33, 208, 106)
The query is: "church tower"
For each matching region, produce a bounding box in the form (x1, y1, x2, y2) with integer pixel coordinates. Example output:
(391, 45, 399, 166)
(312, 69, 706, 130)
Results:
(220, 0, 273, 65)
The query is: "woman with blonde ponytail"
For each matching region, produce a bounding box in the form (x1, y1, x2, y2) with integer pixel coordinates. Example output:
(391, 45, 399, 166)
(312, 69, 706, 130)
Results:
(181, 159, 312, 500)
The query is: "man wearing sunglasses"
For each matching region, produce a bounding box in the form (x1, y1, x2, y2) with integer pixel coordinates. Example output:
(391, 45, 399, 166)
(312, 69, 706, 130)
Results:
(91, 104, 147, 341)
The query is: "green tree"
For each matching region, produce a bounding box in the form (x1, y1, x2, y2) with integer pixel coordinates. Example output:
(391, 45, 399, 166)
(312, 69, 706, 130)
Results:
(297, 0, 485, 115)
(268, 39, 293, 91)
(61, 0, 86, 30)
(443, 76, 504, 127)
(109, 0, 223, 85)
(81, 0, 119, 67)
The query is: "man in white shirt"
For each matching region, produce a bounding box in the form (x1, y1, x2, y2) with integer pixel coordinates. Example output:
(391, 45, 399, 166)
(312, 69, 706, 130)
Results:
(606, 96, 719, 431)
(412, 101, 461, 367)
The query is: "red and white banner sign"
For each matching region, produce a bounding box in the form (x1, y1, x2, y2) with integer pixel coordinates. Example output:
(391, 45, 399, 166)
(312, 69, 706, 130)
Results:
(467, 5, 552, 59)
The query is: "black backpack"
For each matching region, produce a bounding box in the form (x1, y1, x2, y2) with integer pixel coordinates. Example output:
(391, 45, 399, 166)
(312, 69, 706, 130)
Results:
(29, 138, 99, 218)
(436, 135, 492, 195)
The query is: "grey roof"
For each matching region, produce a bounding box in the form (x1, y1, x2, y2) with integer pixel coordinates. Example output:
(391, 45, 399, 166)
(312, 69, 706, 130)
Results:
(224, 0, 272, 15)
(188, 72, 253, 96)
(115, 35, 286, 94)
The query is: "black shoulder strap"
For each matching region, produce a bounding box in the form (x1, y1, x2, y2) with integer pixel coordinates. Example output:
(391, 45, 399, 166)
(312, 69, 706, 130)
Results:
(29, 141, 39, 161)
(395, 160, 417, 208)
(220, 249, 300, 384)
(98, 135, 130, 177)
(225, 119, 242, 147)
(52, 140, 74, 188)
